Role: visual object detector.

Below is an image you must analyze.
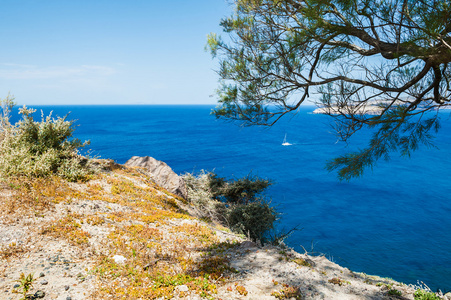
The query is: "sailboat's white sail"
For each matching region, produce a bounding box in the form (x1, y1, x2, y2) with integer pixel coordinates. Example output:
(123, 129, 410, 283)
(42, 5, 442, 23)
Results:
(282, 134, 292, 146)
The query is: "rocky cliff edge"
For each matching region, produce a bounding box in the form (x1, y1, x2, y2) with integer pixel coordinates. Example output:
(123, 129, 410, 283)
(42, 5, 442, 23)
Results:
(0, 159, 444, 300)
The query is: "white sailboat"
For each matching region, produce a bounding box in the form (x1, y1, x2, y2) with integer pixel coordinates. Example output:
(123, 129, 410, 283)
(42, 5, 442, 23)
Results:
(282, 134, 292, 146)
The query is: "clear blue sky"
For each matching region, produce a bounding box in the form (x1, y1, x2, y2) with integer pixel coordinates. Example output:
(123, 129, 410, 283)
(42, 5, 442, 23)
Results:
(0, 0, 231, 105)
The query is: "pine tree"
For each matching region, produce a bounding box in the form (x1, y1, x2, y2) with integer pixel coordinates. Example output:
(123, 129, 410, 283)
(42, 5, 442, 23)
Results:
(207, 0, 451, 179)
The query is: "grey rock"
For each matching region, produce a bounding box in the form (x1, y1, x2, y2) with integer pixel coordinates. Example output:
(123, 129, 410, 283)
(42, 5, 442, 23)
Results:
(13, 284, 20, 289)
(66, 297, 72, 300)
(39, 280, 48, 285)
(176, 285, 189, 292)
(65, 285, 70, 291)
(239, 241, 257, 249)
(34, 290, 45, 298)
(125, 156, 187, 198)
(39, 272, 45, 277)
(304, 258, 316, 267)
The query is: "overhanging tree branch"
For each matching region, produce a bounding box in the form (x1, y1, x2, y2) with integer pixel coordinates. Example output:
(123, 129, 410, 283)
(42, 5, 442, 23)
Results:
(208, 0, 451, 179)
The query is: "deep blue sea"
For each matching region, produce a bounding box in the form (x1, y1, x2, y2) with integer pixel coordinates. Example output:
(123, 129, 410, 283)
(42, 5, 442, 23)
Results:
(16, 105, 451, 291)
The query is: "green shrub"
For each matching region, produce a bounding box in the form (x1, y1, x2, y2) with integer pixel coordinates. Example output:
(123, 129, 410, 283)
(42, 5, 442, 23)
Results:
(184, 171, 278, 243)
(227, 198, 278, 242)
(0, 95, 93, 181)
(14, 273, 35, 300)
(414, 289, 440, 300)
(207, 172, 226, 200)
(182, 171, 228, 223)
(387, 288, 402, 296)
(208, 173, 272, 204)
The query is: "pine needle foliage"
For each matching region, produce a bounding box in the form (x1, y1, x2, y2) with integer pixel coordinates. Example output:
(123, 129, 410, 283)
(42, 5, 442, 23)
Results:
(326, 108, 441, 180)
(208, 172, 273, 204)
(207, 0, 451, 179)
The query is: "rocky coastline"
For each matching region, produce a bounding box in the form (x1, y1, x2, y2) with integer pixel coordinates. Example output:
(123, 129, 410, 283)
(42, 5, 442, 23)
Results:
(0, 157, 447, 300)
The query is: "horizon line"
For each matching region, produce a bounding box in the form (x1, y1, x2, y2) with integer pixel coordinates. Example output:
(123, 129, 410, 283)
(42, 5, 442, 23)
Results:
(15, 103, 318, 107)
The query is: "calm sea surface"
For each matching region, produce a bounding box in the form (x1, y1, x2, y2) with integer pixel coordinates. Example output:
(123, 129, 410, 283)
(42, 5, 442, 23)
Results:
(18, 105, 451, 291)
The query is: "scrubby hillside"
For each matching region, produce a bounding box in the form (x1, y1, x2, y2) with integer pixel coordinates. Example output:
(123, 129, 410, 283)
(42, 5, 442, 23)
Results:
(0, 161, 442, 300)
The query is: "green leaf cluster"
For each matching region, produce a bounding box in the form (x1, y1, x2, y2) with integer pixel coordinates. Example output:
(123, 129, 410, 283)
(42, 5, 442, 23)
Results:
(414, 289, 441, 300)
(14, 273, 34, 300)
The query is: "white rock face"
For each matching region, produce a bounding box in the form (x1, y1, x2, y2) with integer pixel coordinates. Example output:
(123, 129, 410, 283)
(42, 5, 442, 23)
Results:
(313, 100, 411, 115)
(312, 105, 383, 115)
(176, 285, 189, 292)
(113, 255, 127, 264)
(124, 156, 187, 199)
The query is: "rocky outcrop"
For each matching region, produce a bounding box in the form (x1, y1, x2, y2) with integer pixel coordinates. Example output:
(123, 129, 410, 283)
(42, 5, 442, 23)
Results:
(124, 156, 187, 199)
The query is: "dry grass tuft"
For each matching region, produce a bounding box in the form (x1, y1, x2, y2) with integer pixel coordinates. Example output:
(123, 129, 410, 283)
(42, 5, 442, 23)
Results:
(0, 242, 27, 260)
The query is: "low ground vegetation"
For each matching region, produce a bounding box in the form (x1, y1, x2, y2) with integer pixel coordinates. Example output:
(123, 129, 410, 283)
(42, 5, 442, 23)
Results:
(1, 164, 244, 299)
(413, 285, 442, 300)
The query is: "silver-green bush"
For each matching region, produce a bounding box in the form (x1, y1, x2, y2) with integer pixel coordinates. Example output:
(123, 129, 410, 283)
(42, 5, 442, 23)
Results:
(182, 171, 228, 223)
(182, 170, 279, 243)
(0, 94, 93, 181)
